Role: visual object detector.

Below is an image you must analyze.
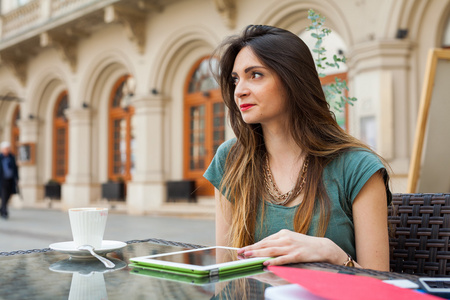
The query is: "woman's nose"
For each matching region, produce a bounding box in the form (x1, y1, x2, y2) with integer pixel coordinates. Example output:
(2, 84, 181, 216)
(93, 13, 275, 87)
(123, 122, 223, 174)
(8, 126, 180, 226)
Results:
(234, 81, 249, 99)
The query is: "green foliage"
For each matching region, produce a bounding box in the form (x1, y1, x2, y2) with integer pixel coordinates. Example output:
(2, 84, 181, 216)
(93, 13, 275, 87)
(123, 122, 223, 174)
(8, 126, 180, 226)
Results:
(307, 9, 357, 112)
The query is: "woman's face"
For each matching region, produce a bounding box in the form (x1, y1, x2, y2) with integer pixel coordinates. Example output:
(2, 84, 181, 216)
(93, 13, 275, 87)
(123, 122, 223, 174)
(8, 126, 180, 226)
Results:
(231, 46, 288, 126)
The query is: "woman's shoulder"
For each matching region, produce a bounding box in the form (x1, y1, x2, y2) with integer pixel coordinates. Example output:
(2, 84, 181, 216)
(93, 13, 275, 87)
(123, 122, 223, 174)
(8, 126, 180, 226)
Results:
(203, 138, 237, 188)
(336, 147, 380, 163)
(216, 138, 237, 157)
(326, 147, 384, 173)
(325, 147, 388, 203)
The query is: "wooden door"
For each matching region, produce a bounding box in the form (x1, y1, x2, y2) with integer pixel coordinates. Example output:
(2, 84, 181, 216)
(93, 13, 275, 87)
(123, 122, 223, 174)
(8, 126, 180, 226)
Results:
(183, 57, 225, 196)
(53, 91, 69, 183)
(11, 105, 20, 156)
(108, 75, 135, 184)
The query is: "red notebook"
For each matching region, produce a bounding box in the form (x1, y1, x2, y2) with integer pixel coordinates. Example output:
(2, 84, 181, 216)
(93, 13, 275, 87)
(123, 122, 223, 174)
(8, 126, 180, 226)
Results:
(268, 266, 442, 300)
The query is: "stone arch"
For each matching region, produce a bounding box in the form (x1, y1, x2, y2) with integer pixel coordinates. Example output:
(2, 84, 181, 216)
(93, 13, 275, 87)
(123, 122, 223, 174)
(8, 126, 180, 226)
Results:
(81, 50, 134, 109)
(80, 51, 132, 183)
(149, 25, 220, 94)
(0, 90, 20, 144)
(403, 1, 450, 45)
(377, 0, 425, 39)
(32, 75, 67, 183)
(27, 67, 68, 118)
(399, 1, 450, 128)
(26, 66, 68, 184)
(0, 88, 19, 125)
(442, 12, 450, 47)
(0, 78, 22, 100)
(434, 3, 450, 47)
(255, 0, 353, 46)
(148, 26, 220, 179)
(0, 74, 25, 140)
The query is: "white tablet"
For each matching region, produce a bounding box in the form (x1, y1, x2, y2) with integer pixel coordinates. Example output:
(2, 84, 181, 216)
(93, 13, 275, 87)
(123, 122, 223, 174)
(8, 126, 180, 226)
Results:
(129, 246, 270, 278)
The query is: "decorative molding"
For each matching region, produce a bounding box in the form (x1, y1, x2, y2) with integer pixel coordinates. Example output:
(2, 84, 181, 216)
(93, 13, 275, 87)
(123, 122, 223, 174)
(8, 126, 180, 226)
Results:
(136, 0, 163, 12)
(40, 32, 78, 72)
(104, 5, 147, 54)
(0, 51, 28, 86)
(131, 94, 166, 114)
(347, 39, 413, 75)
(17, 118, 39, 140)
(64, 107, 91, 124)
(214, 0, 236, 29)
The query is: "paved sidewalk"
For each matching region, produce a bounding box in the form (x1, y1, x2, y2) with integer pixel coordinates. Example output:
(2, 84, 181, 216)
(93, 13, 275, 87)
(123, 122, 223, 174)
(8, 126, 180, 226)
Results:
(0, 208, 215, 253)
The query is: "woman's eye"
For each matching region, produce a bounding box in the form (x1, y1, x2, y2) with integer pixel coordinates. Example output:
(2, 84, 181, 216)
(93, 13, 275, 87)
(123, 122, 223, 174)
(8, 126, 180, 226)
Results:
(252, 72, 263, 79)
(231, 76, 239, 85)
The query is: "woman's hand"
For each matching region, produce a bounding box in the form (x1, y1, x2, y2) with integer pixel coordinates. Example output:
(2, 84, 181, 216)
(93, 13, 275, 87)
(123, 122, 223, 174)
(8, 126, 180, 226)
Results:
(237, 229, 348, 266)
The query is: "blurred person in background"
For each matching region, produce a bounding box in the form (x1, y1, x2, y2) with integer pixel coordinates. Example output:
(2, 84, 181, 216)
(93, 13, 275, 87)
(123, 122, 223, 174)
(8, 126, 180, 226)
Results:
(0, 141, 19, 220)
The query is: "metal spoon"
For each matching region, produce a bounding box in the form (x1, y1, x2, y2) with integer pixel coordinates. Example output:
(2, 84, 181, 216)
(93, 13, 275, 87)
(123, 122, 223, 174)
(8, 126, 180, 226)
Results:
(77, 245, 115, 268)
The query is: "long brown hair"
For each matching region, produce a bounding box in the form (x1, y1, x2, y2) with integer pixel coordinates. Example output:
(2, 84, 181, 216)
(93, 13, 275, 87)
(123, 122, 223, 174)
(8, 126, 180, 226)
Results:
(214, 25, 388, 248)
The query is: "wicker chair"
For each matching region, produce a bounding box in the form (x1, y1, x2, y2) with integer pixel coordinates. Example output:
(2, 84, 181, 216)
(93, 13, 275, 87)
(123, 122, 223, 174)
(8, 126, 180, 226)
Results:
(389, 193, 450, 277)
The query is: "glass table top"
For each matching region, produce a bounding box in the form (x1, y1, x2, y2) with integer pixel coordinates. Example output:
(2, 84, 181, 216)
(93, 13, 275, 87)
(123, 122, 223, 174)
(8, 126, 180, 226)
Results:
(0, 240, 272, 299)
(0, 239, 420, 300)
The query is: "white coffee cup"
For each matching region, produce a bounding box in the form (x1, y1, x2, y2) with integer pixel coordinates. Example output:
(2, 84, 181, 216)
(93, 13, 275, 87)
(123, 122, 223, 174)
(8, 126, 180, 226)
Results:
(69, 208, 108, 249)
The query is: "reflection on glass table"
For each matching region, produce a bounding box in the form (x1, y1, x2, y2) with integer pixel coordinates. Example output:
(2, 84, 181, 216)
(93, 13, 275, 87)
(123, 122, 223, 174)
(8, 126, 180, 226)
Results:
(50, 257, 127, 300)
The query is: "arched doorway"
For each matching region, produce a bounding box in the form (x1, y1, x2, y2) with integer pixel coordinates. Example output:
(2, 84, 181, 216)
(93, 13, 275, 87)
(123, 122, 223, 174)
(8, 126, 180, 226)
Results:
(183, 56, 225, 196)
(108, 75, 135, 187)
(11, 105, 20, 156)
(53, 91, 69, 183)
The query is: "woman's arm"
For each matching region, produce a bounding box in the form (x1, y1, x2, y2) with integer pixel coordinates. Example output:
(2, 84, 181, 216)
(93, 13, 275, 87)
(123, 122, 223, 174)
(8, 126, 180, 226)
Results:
(237, 171, 389, 271)
(352, 170, 389, 271)
(214, 188, 234, 294)
(215, 188, 232, 247)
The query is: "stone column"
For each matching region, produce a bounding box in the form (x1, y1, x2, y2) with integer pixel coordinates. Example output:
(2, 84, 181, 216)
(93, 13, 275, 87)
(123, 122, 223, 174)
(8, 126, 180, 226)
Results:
(62, 107, 94, 209)
(1, 124, 10, 141)
(0, 16, 3, 40)
(39, 0, 51, 22)
(126, 94, 166, 215)
(17, 118, 40, 207)
(349, 39, 412, 191)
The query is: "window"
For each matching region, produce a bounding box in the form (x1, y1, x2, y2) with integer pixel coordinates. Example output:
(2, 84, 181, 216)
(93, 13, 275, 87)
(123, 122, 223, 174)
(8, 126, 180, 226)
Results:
(108, 75, 135, 183)
(53, 91, 69, 183)
(184, 57, 224, 196)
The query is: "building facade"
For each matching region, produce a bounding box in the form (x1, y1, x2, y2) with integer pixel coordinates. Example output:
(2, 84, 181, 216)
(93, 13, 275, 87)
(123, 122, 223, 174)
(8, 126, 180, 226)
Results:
(0, 0, 449, 214)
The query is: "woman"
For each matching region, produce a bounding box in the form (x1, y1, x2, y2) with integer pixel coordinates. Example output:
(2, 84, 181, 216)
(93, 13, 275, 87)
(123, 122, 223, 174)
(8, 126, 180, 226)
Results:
(204, 25, 391, 271)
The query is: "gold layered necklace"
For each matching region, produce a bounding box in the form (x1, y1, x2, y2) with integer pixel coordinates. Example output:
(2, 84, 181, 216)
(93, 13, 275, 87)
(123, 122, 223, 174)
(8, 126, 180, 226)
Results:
(264, 154, 309, 206)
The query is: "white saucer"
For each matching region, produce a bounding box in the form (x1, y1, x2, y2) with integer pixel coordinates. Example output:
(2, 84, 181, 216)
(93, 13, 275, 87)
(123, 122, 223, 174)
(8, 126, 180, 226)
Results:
(49, 240, 127, 258)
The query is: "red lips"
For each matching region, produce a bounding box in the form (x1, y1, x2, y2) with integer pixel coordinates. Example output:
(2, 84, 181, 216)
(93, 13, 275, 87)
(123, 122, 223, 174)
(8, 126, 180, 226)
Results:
(240, 104, 255, 111)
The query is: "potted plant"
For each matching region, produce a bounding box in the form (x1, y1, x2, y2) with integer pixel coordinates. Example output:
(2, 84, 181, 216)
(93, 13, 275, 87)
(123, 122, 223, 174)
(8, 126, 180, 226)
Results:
(44, 179, 61, 200)
(101, 177, 125, 201)
(166, 180, 197, 203)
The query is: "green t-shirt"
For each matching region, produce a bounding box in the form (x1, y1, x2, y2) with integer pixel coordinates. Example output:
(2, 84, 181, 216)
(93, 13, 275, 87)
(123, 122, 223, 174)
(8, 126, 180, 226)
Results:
(204, 138, 388, 260)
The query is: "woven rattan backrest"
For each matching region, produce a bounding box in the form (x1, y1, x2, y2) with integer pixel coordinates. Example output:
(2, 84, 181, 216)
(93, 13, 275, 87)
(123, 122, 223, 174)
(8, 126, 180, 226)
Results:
(389, 193, 450, 277)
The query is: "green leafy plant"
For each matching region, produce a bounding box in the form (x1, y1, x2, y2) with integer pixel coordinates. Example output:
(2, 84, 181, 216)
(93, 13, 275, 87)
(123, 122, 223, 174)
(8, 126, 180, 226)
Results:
(306, 9, 357, 112)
